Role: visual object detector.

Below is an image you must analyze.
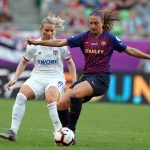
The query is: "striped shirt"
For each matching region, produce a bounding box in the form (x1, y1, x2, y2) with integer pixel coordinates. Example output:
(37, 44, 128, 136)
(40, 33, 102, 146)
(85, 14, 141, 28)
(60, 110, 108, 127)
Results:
(67, 31, 127, 74)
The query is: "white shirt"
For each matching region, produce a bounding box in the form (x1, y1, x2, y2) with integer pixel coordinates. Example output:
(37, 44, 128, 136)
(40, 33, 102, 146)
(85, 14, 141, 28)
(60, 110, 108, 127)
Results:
(25, 41, 71, 81)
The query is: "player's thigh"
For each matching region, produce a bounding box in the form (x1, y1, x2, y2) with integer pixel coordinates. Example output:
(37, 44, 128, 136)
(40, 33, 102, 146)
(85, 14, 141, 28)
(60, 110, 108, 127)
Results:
(22, 77, 45, 99)
(72, 81, 93, 98)
(19, 85, 35, 100)
(45, 80, 66, 102)
(57, 89, 72, 110)
(45, 86, 60, 103)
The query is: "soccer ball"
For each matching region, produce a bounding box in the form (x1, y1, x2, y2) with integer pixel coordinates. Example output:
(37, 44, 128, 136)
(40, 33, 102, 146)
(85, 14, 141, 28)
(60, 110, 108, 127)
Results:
(54, 127, 75, 146)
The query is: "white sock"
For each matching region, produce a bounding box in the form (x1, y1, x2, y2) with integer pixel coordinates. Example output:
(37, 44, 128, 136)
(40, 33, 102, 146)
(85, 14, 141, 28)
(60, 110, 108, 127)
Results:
(47, 102, 62, 132)
(10, 93, 27, 134)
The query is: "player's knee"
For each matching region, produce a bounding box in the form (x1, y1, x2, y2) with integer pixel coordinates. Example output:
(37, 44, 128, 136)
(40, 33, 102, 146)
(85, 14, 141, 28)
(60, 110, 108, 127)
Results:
(57, 100, 69, 110)
(45, 96, 58, 104)
(15, 93, 27, 105)
(71, 89, 83, 98)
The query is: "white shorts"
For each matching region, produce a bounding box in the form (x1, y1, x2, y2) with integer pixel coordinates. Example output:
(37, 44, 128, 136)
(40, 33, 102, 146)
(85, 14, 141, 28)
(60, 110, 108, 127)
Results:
(23, 77, 66, 99)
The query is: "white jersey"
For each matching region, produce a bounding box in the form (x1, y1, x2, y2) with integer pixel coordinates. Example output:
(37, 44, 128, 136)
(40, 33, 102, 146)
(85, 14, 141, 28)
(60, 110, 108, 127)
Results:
(24, 41, 71, 81)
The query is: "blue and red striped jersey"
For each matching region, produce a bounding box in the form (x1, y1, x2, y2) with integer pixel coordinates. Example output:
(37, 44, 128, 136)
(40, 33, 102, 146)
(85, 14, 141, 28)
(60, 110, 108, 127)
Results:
(67, 31, 127, 74)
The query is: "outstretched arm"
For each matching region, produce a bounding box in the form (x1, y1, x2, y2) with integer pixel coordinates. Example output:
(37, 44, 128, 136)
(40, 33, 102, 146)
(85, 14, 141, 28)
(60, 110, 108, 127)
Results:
(6, 57, 28, 90)
(125, 47, 150, 59)
(27, 37, 68, 47)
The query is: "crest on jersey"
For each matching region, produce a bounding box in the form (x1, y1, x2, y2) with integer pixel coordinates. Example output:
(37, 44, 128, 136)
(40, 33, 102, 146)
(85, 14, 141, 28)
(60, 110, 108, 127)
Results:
(53, 50, 58, 55)
(58, 81, 63, 87)
(101, 41, 106, 46)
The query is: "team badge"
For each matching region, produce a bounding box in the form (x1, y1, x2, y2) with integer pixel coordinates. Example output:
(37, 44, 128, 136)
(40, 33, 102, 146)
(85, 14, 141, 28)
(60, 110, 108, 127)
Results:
(53, 50, 58, 56)
(58, 81, 63, 87)
(101, 41, 106, 46)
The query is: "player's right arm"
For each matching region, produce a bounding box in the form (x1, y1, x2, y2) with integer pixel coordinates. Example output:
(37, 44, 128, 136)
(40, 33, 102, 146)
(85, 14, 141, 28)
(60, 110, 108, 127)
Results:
(7, 57, 29, 90)
(27, 37, 68, 47)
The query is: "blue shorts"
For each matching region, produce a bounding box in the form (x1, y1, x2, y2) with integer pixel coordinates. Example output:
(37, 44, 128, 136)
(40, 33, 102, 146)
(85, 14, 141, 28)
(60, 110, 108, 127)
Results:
(70, 73, 110, 102)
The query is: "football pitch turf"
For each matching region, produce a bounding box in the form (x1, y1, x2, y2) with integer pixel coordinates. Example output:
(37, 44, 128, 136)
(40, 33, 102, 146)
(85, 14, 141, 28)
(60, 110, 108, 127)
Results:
(0, 99, 150, 150)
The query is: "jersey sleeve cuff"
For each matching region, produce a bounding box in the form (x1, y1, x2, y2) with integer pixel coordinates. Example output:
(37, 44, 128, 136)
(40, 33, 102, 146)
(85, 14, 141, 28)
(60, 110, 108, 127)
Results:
(23, 56, 29, 61)
(65, 56, 72, 60)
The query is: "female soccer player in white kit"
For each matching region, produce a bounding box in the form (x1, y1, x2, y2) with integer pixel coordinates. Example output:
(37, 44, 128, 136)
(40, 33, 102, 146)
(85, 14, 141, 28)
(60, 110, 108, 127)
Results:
(0, 16, 76, 141)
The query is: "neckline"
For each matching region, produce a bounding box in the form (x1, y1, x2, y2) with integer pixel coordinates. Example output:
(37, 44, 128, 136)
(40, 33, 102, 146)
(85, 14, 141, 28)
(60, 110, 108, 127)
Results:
(90, 31, 105, 39)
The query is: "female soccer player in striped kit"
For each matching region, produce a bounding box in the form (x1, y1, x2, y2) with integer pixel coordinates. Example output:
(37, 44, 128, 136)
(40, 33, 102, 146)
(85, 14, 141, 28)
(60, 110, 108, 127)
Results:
(0, 16, 76, 141)
(27, 9, 150, 142)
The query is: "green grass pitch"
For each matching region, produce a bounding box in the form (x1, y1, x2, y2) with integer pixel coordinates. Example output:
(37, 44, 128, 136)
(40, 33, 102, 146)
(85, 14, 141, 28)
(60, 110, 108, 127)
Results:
(0, 99, 150, 150)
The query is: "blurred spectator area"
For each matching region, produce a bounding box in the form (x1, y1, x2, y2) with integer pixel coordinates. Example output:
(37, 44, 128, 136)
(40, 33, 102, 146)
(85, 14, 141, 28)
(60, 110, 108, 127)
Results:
(38, 0, 150, 39)
(0, 0, 12, 23)
(0, 0, 150, 39)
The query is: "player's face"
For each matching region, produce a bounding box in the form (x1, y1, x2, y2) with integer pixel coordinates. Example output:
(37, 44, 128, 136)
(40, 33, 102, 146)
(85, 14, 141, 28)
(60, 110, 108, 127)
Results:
(40, 23, 56, 40)
(88, 15, 104, 37)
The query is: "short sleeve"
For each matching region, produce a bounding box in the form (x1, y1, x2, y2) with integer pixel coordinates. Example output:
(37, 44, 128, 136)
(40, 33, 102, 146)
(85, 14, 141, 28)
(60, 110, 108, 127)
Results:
(61, 46, 71, 60)
(24, 45, 34, 60)
(67, 33, 85, 48)
(112, 35, 127, 53)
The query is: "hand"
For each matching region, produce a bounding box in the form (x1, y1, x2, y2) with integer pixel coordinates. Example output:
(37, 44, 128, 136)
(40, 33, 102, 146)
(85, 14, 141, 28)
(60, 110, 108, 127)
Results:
(6, 80, 17, 90)
(27, 37, 38, 45)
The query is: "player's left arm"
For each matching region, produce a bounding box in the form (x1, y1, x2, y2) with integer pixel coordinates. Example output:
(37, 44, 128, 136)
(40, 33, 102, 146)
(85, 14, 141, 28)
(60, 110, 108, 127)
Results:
(124, 47, 150, 59)
(66, 58, 77, 83)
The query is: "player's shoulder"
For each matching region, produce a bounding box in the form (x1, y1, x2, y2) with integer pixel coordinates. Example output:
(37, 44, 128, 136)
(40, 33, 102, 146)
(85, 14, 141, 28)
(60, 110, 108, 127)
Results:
(58, 45, 70, 52)
(26, 44, 38, 54)
(61, 45, 69, 49)
(26, 43, 36, 48)
(26, 44, 35, 51)
(80, 31, 90, 37)
(26, 38, 40, 50)
(104, 31, 122, 42)
(69, 31, 87, 40)
(104, 31, 114, 38)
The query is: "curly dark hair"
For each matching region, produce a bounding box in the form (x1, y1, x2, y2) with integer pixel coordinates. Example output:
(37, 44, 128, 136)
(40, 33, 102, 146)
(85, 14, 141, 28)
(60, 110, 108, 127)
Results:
(89, 8, 121, 32)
